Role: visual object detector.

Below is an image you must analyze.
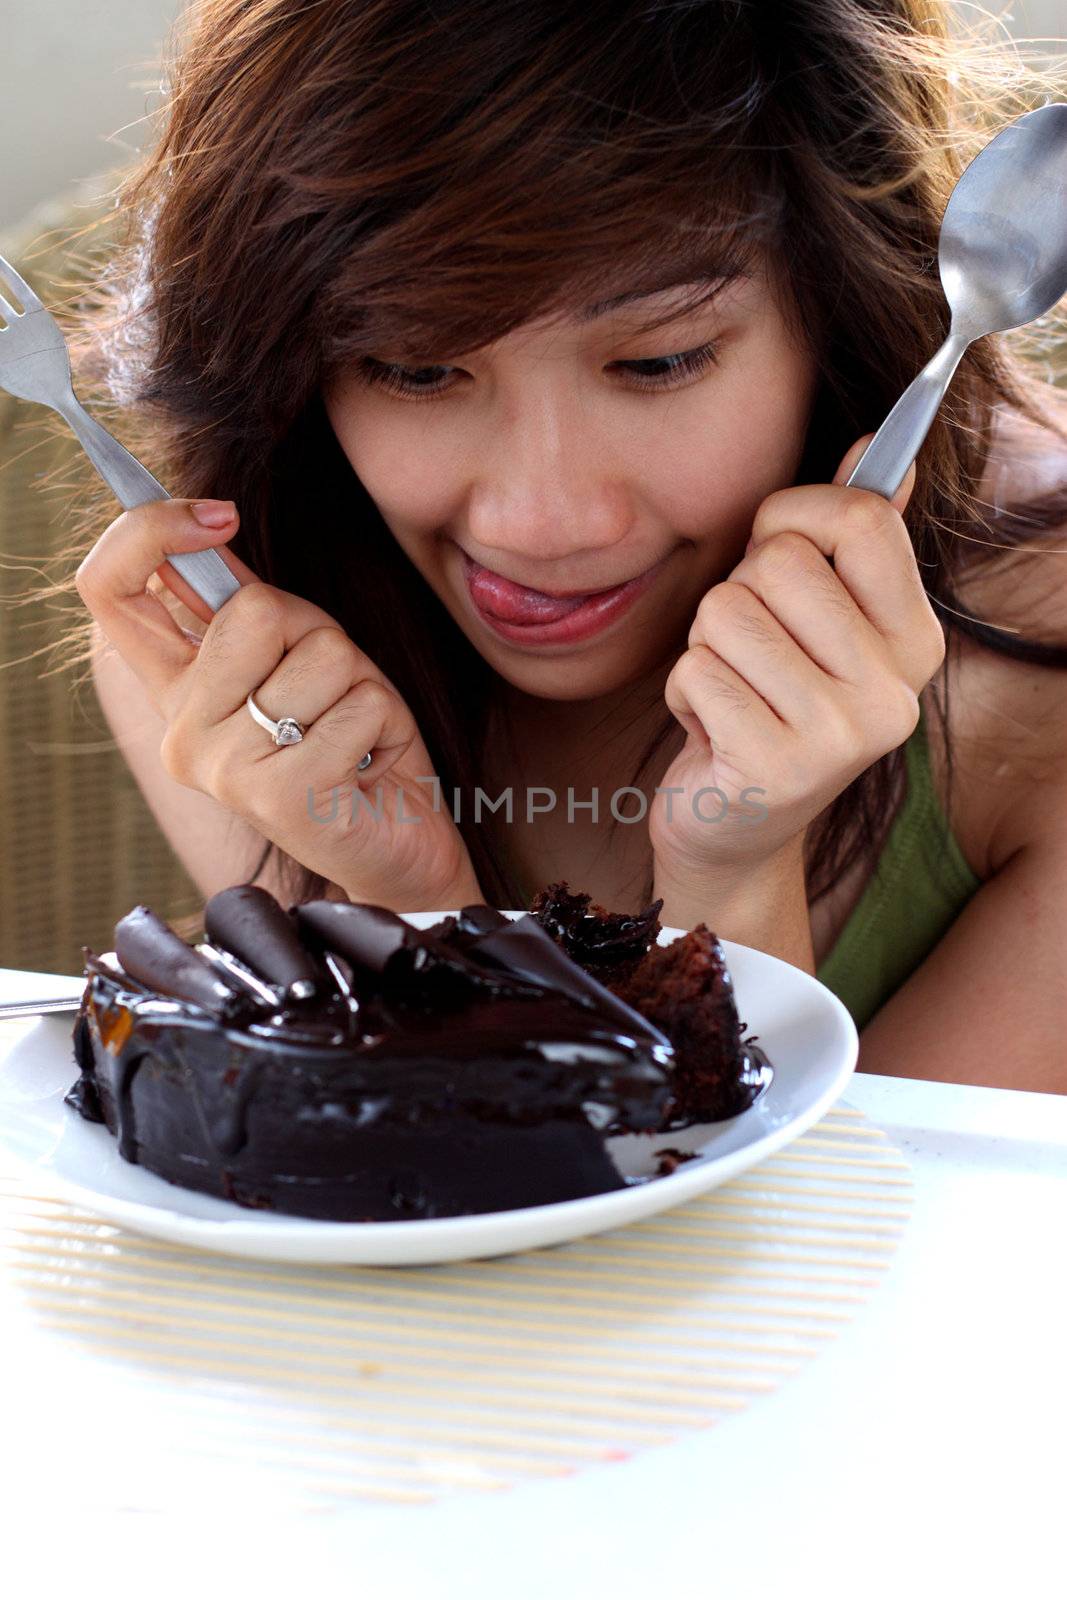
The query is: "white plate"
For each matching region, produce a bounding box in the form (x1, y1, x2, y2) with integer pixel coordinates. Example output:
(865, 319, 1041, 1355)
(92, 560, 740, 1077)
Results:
(0, 914, 857, 1266)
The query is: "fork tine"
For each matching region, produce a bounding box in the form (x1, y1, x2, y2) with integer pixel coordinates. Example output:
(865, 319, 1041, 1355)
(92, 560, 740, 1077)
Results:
(0, 291, 19, 325)
(0, 251, 44, 314)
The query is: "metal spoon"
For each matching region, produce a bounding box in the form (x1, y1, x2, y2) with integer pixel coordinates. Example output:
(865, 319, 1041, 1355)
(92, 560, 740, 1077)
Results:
(847, 101, 1067, 500)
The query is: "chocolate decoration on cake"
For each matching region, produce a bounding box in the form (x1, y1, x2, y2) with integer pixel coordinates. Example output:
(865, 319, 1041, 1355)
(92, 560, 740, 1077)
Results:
(196, 942, 286, 1008)
(461, 913, 673, 1049)
(113, 905, 256, 1026)
(294, 900, 416, 977)
(454, 904, 511, 936)
(294, 901, 568, 1017)
(66, 882, 772, 1222)
(204, 884, 327, 1001)
(291, 900, 484, 1015)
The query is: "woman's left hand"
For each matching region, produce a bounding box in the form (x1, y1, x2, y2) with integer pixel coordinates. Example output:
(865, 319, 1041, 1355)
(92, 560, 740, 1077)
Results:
(649, 435, 947, 891)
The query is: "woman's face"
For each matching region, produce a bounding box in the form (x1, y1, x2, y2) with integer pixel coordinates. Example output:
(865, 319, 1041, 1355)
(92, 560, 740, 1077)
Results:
(324, 252, 819, 703)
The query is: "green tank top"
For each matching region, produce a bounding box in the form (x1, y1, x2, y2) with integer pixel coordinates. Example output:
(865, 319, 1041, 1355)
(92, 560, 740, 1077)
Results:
(814, 698, 981, 1028)
(499, 699, 981, 1033)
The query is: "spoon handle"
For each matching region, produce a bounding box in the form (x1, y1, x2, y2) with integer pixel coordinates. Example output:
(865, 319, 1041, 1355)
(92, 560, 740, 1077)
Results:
(846, 331, 971, 501)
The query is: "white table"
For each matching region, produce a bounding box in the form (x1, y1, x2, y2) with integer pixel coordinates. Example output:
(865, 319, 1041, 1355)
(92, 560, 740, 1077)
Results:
(1, 968, 1064, 1598)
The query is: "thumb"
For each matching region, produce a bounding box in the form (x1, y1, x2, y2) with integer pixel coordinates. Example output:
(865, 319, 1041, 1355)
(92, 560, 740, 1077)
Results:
(157, 498, 259, 627)
(834, 434, 917, 517)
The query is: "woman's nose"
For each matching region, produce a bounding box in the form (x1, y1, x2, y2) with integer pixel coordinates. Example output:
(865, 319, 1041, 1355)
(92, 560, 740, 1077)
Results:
(465, 391, 631, 565)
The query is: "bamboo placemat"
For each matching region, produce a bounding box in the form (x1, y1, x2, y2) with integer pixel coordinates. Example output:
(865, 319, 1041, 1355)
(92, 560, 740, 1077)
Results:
(0, 1097, 911, 1511)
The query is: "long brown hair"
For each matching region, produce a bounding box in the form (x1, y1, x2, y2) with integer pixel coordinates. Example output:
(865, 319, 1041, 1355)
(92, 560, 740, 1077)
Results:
(11, 0, 1067, 919)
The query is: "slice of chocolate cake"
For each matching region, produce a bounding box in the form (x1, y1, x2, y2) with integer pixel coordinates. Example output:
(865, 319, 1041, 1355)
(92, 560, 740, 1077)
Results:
(66, 886, 677, 1221)
(529, 880, 771, 1124)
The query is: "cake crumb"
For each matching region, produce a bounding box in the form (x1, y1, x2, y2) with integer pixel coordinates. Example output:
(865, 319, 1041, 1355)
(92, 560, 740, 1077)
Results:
(654, 1147, 699, 1176)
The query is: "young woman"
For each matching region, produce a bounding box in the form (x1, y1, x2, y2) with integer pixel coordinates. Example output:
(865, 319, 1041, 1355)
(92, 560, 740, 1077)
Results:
(50, 1, 1067, 1089)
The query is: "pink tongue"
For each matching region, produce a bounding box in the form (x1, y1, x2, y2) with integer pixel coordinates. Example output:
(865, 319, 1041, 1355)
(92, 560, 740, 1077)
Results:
(468, 564, 596, 624)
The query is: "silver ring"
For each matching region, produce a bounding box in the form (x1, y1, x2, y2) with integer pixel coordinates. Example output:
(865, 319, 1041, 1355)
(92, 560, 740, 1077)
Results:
(246, 691, 305, 746)
(246, 690, 374, 769)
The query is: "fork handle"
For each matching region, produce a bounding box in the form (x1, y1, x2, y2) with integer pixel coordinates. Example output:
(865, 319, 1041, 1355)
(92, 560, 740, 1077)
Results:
(58, 394, 241, 613)
(0, 995, 81, 1019)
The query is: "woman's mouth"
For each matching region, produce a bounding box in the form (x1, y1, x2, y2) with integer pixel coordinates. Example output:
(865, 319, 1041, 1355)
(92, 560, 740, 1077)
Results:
(459, 548, 668, 646)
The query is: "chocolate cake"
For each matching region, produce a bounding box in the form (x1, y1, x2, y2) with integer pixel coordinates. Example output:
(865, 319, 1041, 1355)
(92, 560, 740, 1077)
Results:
(65, 881, 771, 1222)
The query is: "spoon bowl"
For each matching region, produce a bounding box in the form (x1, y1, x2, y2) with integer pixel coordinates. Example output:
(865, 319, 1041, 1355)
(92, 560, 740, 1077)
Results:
(940, 103, 1067, 337)
(848, 101, 1067, 500)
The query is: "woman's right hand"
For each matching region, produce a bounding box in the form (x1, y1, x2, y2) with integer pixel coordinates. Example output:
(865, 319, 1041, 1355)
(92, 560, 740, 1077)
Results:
(76, 497, 484, 912)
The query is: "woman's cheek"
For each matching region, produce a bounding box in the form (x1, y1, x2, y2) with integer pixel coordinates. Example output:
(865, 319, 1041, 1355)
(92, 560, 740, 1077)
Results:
(325, 387, 465, 537)
(656, 346, 817, 551)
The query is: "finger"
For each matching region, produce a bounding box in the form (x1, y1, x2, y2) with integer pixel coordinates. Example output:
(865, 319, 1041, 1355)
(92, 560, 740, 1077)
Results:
(74, 498, 251, 706)
(665, 640, 782, 755)
(282, 674, 420, 786)
(183, 583, 396, 731)
(746, 479, 932, 664)
(155, 502, 259, 622)
(726, 534, 890, 688)
(145, 572, 212, 647)
(199, 645, 423, 820)
(230, 624, 417, 780)
(688, 579, 840, 730)
(833, 432, 918, 517)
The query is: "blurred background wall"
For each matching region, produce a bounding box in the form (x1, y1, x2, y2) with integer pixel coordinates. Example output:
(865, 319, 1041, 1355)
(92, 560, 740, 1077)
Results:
(1, 0, 186, 232)
(1, 1, 1065, 233)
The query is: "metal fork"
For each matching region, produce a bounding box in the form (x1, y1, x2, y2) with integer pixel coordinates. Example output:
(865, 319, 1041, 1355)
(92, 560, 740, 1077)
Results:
(0, 251, 239, 613)
(0, 993, 83, 1020)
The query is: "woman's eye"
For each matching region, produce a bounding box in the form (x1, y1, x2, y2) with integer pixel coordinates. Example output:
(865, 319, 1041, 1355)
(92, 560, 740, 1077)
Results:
(356, 339, 721, 401)
(357, 360, 460, 400)
(611, 340, 721, 389)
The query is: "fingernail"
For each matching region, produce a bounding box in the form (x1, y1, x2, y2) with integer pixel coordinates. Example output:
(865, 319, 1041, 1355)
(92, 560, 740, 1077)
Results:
(191, 500, 237, 529)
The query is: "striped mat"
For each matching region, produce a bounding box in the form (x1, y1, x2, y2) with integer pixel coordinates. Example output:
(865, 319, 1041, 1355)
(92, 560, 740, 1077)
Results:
(0, 1102, 911, 1510)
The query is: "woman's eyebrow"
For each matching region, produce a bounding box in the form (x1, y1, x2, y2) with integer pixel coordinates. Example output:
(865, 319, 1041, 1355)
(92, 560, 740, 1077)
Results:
(579, 270, 751, 322)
